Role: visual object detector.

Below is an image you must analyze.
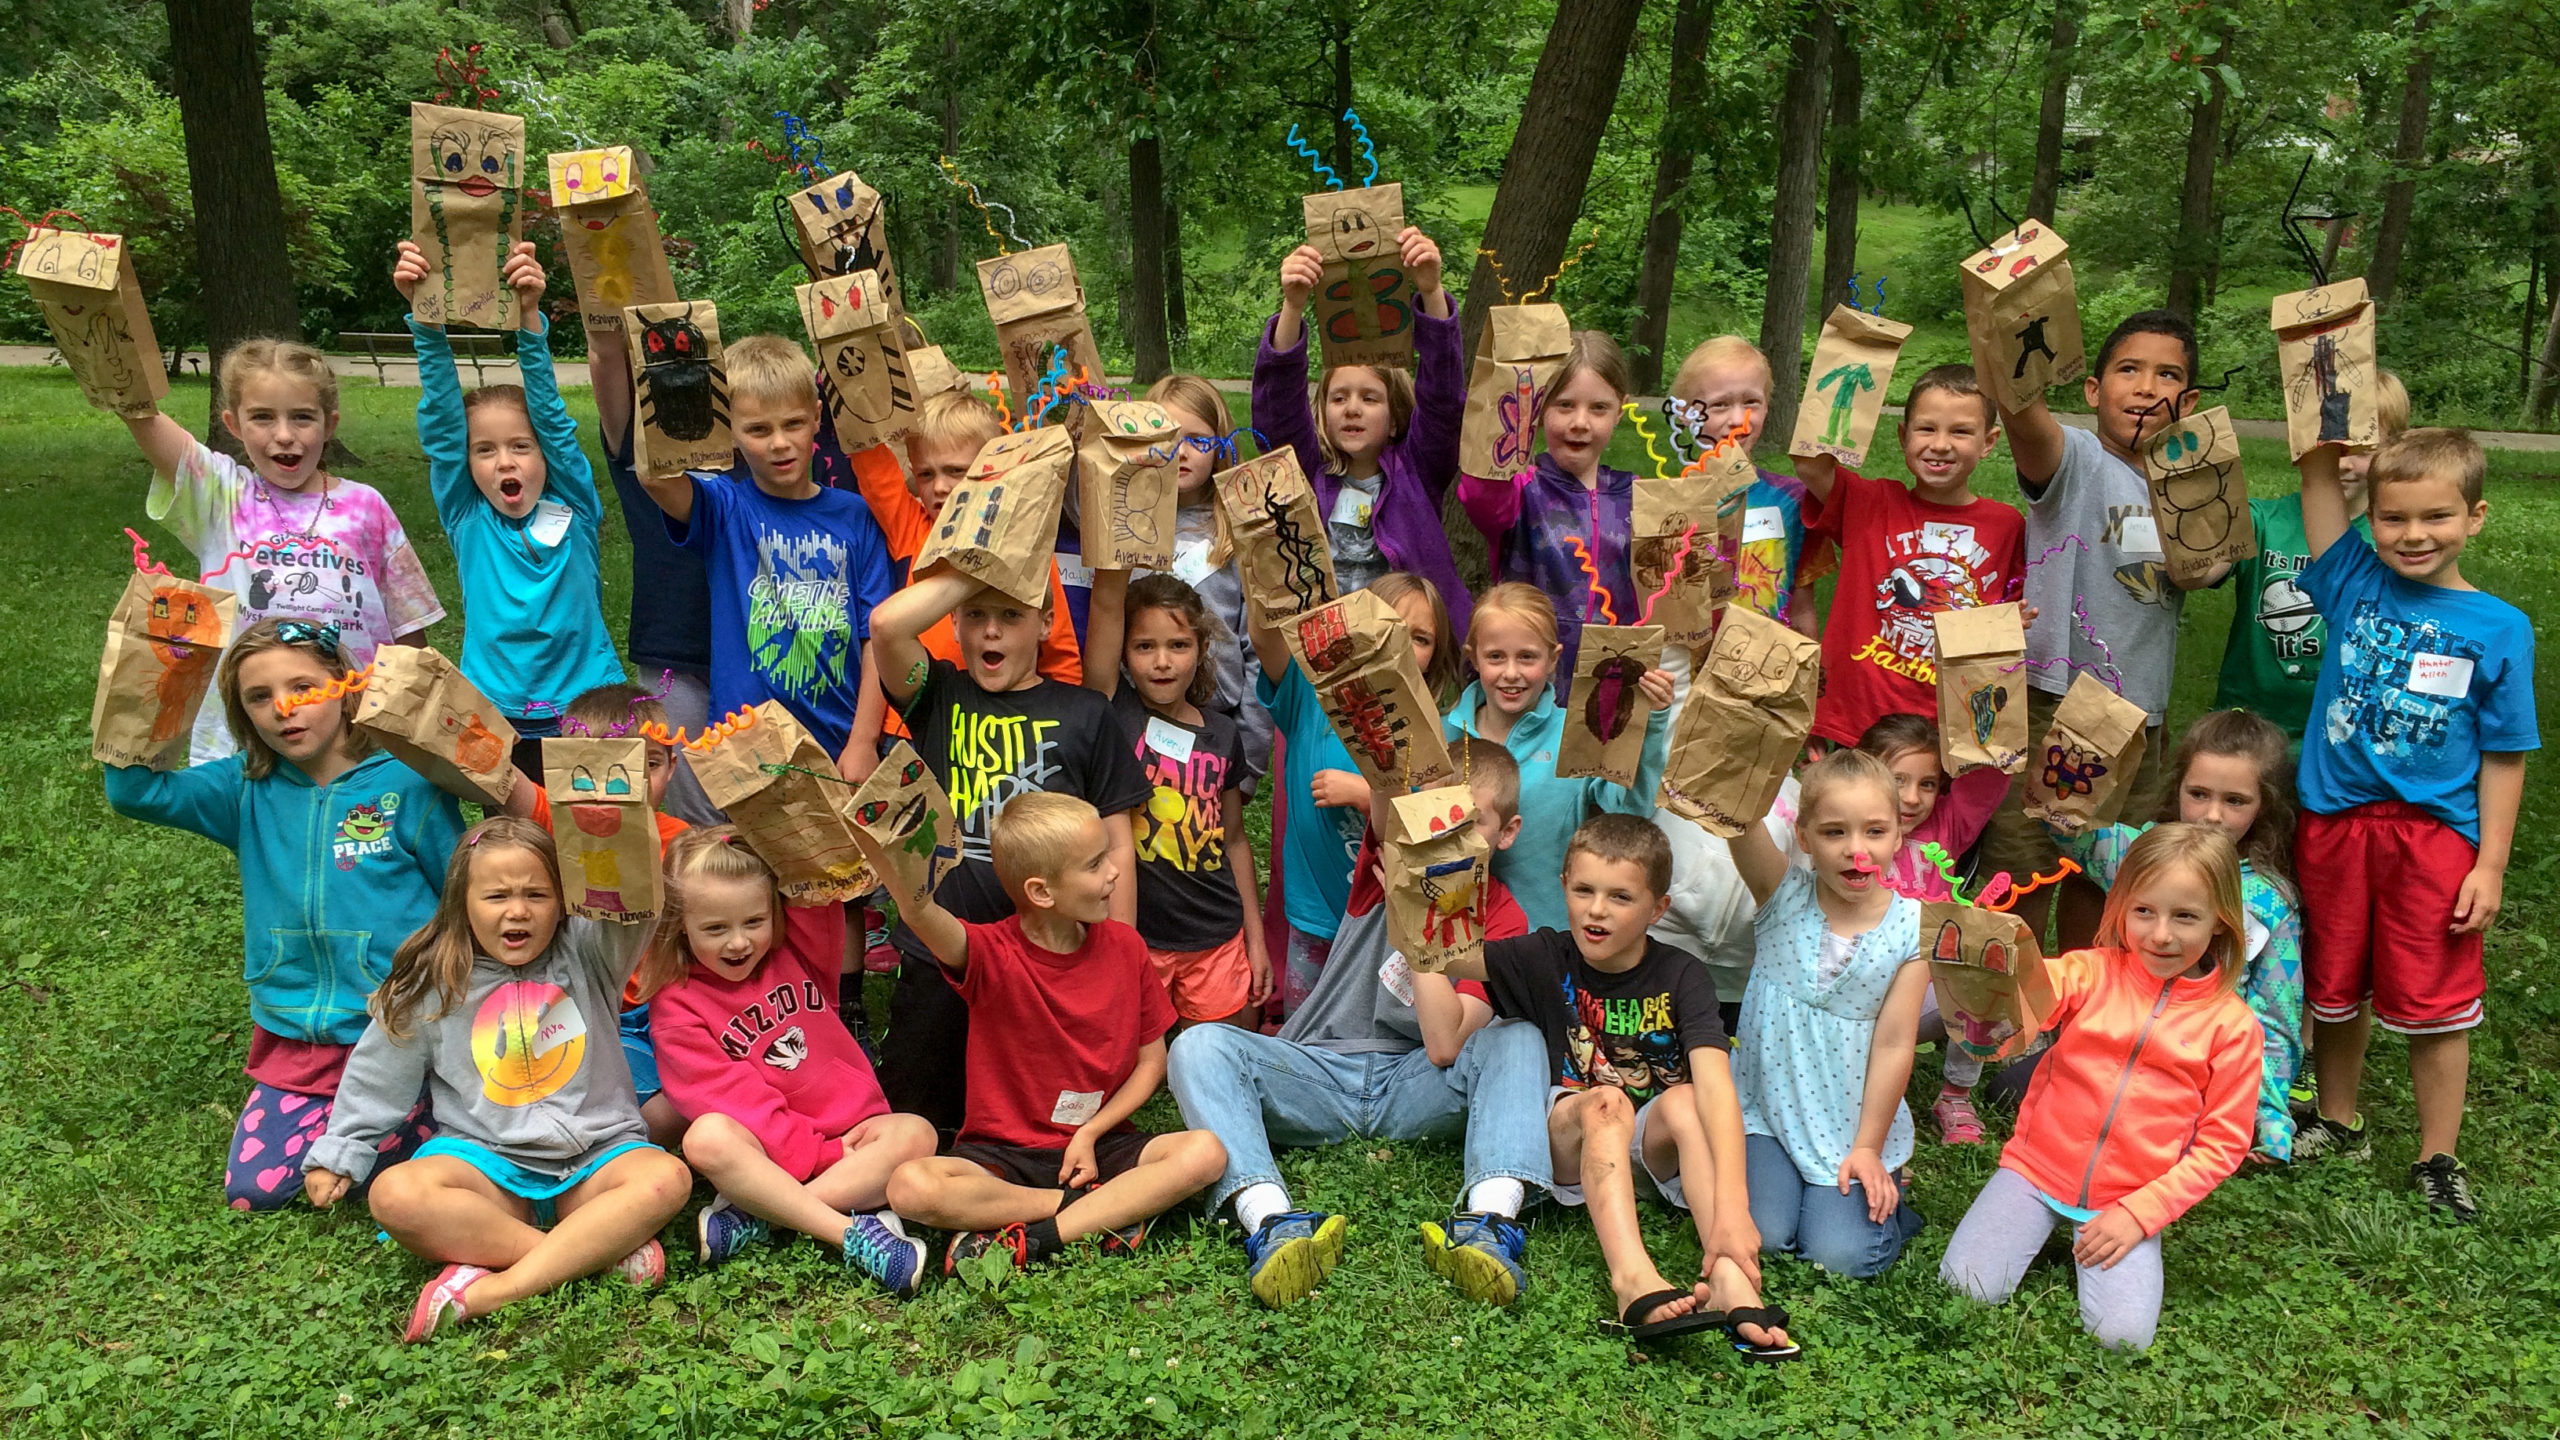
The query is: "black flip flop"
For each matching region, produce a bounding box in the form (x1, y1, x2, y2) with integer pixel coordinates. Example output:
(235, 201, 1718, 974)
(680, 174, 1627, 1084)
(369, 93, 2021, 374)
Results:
(1610, 1288, 1725, 1342)
(1719, 1304, 1804, 1363)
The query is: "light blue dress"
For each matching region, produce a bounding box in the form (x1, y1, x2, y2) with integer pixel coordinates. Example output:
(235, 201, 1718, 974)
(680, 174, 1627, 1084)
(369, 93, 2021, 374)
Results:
(1735, 867, 1922, 1183)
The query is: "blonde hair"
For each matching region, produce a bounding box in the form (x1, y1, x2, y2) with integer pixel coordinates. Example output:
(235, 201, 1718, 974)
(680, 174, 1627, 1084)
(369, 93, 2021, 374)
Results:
(1368, 571, 1461, 708)
(1460, 736, 1521, 824)
(1550, 330, 1632, 405)
(1315, 363, 1416, 476)
(1797, 748, 1900, 828)
(1670, 335, 1772, 402)
(2374, 368, 2411, 441)
(218, 618, 377, 781)
(633, 825, 784, 1001)
(564, 681, 669, 739)
(724, 333, 820, 414)
(1146, 372, 1233, 436)
(993, 791, 1102, 899)
(2093, 823, 2249, 999)
(909, 389, 1004, 459)
(2371, 426, 2486, 506)
(1469, 582, 1560, 654)
(374, 817, 560, 1040)
(218, 338, 339, 418)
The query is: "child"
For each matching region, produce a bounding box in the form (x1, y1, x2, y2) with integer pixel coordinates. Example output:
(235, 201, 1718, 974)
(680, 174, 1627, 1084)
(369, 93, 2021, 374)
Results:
(396, 239, 623, 771)
(2290, 429, 2535, 1219)
(1728, 749, 1929, 1278)
(1253, 226, 1473, 634)
(302, 818, 693, 1342)
(871, 794, 1228, 1270)
(1141, 372, 1273, 794)
(118, 343, 443, 764)
(639, 827, 939, 1289)
(1664, 336, 1819, 636)
(1436, 815, 1797, 1359)
(1447, 583, 1675, 930)
(1939, 824, 2263, 1350)
(103, 618, 463, 1210)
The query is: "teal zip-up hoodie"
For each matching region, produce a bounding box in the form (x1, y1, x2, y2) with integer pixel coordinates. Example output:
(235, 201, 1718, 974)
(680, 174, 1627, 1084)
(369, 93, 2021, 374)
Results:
(105, 751, 466, 1046)
(1445, 680, 1673, 932)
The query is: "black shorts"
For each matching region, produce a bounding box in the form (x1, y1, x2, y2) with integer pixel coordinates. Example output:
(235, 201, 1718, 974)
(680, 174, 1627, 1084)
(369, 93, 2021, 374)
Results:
(947, 1130, 1160, 1192)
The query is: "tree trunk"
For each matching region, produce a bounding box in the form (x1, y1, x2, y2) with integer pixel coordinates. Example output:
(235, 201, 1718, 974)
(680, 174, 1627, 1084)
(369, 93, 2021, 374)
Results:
(934, 37, 959, 295)
(1630, 0, 1716, 395)
(1165, 184, 1188, 349)
(2529, 281, 2560, 427)
(2366, 8, 2433, 310)
(1816, 29, 1862, 325)
(722, 0, 752, 42)
(1128, 134, 1170, 384)
(1330, 13, 1358, 188)
(2322, 215, 2349, 275)
(2164, 43, 2228, 319)
(1756, 0, 1832, 455)
(2027, 0, 2082, 224)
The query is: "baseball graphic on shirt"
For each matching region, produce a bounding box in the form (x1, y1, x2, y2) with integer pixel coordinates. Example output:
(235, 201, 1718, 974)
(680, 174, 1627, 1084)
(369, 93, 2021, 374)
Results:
(2257, 577, 2317, 637)
(470, 981, 587, 1107)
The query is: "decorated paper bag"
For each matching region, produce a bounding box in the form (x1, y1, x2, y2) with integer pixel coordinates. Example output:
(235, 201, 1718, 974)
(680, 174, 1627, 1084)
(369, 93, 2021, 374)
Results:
(1213, 449, 1337, 621)
(622, 300, 733, 481)
(786, 169, 900, 310)
(91, 568, 236, 770)
(548, 146, 676, 337)
(2020, 672, 2151, 834)
(1789, 304, 1915, 466)
(977, 245, 1107, 403)
(1656, 605, 1819, 837)
(2270, 279, 2380, 459)
(351, 644, 518, 809)
(1922, 901, 2056, 1065)
(914, 426, 1075, 607)
(843, 740, 961, 912)
(1283, 589, 1455, 793)
(1630, 445, 1753, 647)
(681, 701, 877, 902)
(1959, 219, 2085, 414)
(2140, 405, 2255, 582)
(907, 343, 968, 401)
(1459, 303, 1570, 478)
(797, 270, 917, 452)
(15, 227, 167, 417)
(1072, 399, 1182, 570)
(1555, 624, 1664, 786)
(1932, 604, 2028, 775)
(1304, 183, 1417, 370)
(1379, 786, 1490, 976)
(542, 737, 662, 923)
(410, 103, 527, 330)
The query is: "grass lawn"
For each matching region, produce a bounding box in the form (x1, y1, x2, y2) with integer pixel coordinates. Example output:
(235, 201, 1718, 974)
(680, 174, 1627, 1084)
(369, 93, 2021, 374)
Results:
(4, 366, 2559, 1436)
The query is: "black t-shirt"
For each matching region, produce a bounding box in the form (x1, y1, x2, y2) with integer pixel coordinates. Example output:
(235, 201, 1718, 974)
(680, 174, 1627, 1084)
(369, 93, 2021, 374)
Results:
(1108, 689, 1246, 952)
(605, 414, 714, 672)
(1482, 931, 1726, 1106)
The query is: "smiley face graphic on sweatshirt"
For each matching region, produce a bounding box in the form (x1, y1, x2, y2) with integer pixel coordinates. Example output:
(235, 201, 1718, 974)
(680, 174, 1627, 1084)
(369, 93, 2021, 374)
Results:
(470, 981, 586, 1107)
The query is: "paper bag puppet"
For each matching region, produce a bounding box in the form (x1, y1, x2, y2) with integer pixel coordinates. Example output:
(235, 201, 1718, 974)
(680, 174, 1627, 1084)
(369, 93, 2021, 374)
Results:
(1960, 220, 2085, 414)
(1790, 304, 1915, 467)
(681, 702, 878, 903)
(410, 103, 527, 330)
(622, 301, 732, 482)
(907, 343, 968, 401)
(1933, 604, 2028, 775)
(797, 270, 916, 452)
(351, 644, 518, 809)
(2271, 279, 2380, 460)
(1656, 605, 1819, 837)
(1555, 624, 1664, 787)
(787, 169, 900, 312)
(548, 146, 676, 337)
(1922, 900, 2056, 1065)
(1283, 589, 1455, 794)
(1379, 786, 1491, 976)
(843, 740, 961, 912)
(91, 568, 236, 770)
(1213, 449, 1337, 622)
(543, 737, 663, 923)
(2139, 405, 2255, 583)
(1459, 303, 1570, 478)
(977, 245, 1107, 405)
(1305, 182, 1417, 371)
(913, 426, 1075, 607)
(2020, 672, 2151, 834)
(1629, 446, 1754, 648)
(15, 228, 167, 417)
(1072, 399, 1182, 570)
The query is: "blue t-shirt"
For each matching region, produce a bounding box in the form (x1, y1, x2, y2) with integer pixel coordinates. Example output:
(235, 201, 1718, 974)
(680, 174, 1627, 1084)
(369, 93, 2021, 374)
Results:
(1258, 661, 1366, 942)
(669, 470, 897, 756)
(2298, 538, 2539, 842)
(605, 416, 713, 674)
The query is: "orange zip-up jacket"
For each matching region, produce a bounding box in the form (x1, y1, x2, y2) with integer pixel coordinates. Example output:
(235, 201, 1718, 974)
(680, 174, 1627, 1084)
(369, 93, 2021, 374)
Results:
(1999, 946, 2263, 1236)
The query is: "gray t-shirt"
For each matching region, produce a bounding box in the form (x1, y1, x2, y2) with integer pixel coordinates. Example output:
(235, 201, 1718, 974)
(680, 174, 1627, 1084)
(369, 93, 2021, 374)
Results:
(1327, 473, 1387, 595)
(1278, 894, 1421, 1055)
(2021, 423, 2183, 722)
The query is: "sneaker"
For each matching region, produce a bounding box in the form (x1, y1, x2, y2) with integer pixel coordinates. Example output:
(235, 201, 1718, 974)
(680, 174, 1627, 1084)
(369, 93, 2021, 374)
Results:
(1419, 1210, 1528, 1307)
(2286, 1071, 2318, 1118)
(1245, 1210, 1346, 1309)
(1096, 1217, 1150, 1256)
(696, 1194, 771, 1267)
(2412, 1153, 2479, 1222)
(402, 1264, 487, 1343)
(844, 1211, 929, 1297)
(945, 1222, 1033, 1276)
(2292, 1113, 2370, 1163)
(614, 1238, 667, 1288)
(1932, 1091, 1986, 1145)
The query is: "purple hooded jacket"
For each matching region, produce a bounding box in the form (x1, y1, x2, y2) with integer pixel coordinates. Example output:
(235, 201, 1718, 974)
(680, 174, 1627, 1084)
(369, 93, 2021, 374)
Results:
(1457, 452, 1639, 694)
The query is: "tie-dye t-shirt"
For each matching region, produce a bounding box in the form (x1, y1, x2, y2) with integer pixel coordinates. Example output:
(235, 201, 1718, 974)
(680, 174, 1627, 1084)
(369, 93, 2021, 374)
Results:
(149, 441, 445, 763)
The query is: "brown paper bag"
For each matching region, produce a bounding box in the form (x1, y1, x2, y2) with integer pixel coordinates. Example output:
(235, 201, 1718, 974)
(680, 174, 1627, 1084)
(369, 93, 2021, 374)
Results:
(90, 568, 236, 770)
(2270, 279, 2381, 459)
(1655, 605, 1818, 837)
(843, 740, 961, 912)
(1555, 624, 1664, 786)
(1923, 901, 2055, 1065)
(786, 169, 901, 311)
(1458, 303, 1570, 478)
(2139, 405, 2255, 582)
(622, 300, 733, 481)
(350, 644, 519, 809)
(1959, 219, 2085, 414)
(907, 343, 968, 401)
(977, 245, 1107, 403)
(1789, 304, 1915, 466)
(15, 227, 168, 417)
(1283, 589, 1455, 793)
(1072, 399, 1182, 570)
(1630, 447, 1754, 647)
(2020, 672, 2151, 835)
(1304, 183, 1418, 371)
(681, 701, 877, 902)
(913, 426, 1075, 607)
(1933, 604, 2028, 775)
(410, 103, 527, 330)
(797, 270, 918, 452)
(543, 737, 663, 923)
(548, 147, 676, 337)
(1212, 449, 1337, 621)
(1379, 786, 1491, 976)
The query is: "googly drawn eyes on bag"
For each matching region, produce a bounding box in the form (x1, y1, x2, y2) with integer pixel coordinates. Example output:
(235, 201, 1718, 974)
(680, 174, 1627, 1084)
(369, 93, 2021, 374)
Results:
(856, 799, 890, 825)
(605, 765, 634, 797)
(571, 766, 598, 794)
(898, 758, 927, 786)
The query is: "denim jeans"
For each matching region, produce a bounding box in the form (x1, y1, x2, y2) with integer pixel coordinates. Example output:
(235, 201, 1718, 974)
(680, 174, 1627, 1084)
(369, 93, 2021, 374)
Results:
(1743, 1133, 1924, 1279)
(1166, 1018, 1553, 1215)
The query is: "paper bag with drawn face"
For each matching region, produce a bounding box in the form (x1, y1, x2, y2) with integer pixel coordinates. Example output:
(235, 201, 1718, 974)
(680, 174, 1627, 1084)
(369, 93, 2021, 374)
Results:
(350, 644, 519, 809)
(1284, 589, 1455, 794)
(1380, 785, 1491, 976)
(1459, 303, 1570, 478)
(1630, 445, 1754, 647)
(622, 301, 732, 482)
(977, 245, 1108, 403)
(2140, 405, 2255, 582)
(410, 103, 527, 330)
(2020, 672, 2151, 835)
(542, 737, 662, 923)
(907, 344, 968, 402)
(787, 169, 900, 312)
(1213, 449, 1337, 623)
(91, 568, 236, 770)
(797, 270, 916, 452)
(1555, 624, 1664, 787)
(679, 701, 878, 902)
(548, 147, 676, 337)
(1959, 220, 2085, 414)
(843, 740, 961, 912)
(1923, 901, 2055, 1065)
(1304, 183, 1417, 371)
(913, 426, 1075, 607)
(1933, 604, 2028, 775)
(15, 228, 167, 418)
(1072, 399, 1182, 570)
(1656, 605, 1819, 837)
(1790, 304, 1915, 466)
(2270, 280, 2380, 460)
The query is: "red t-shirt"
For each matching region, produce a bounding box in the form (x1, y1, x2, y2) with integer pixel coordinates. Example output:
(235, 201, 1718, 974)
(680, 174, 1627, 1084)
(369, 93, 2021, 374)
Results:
(1805, 468, 2028, 749)
(1345, 831, 1519, 1004)
(954, 916, 1176, 1148)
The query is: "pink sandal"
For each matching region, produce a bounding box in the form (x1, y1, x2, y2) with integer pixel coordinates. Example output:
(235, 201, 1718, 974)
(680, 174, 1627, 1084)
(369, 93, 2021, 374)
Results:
(1933, 1091, 1986, 1145)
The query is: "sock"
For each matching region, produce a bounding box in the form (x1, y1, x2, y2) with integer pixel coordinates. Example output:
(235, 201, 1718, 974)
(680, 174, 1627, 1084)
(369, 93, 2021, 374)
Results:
(1939, 1082, 1971, 1099)
(1232, 1182, 1292, 1235)
(1022, 1216, 1063, 1262)
(1464, 1177, 1525, 1219)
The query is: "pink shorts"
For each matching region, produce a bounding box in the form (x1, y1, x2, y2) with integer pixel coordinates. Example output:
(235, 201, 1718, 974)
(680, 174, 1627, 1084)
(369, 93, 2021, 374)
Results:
(2298, 803, 2485, 1035)
(1149, 935, 1254, 1022)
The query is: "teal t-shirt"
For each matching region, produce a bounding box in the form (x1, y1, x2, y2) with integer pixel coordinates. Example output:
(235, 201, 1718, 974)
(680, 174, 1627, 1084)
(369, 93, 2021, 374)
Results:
(2214, 494, 2371, 739)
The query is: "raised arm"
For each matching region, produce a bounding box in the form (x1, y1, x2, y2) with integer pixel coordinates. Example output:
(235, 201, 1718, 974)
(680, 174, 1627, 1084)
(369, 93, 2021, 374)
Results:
(2298, 442, 2349, 560)
(869, 568, 979, 708)
(849, 821, 969, 975)
(1397, 229, 1464, 505)
(1998, 390, 2067, 493)
(1083, 569, 1127, 697)
(590, 312, 635, 461)
(396, 241, 473, 523)
(1253, 248, 1330, 486)
(119, 408, 199, 482)
(512, 293, 599, 515)
(1728, 795, 1793, 907)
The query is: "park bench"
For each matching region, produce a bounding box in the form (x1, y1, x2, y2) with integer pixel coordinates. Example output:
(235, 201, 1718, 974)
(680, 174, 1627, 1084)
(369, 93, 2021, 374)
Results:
(341, 330, 517, 386)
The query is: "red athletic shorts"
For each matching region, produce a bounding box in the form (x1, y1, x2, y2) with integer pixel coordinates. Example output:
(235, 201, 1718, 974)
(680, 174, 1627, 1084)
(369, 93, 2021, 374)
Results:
(2297, 803, 2485, 1034)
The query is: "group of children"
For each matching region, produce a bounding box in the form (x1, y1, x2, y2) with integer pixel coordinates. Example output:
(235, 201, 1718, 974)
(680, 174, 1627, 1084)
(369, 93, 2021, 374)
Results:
(95, 204, 2533, 1358)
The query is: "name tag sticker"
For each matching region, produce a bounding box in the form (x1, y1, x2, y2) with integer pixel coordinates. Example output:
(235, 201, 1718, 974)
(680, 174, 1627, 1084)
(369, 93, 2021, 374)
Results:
(2408, 653, 2474, 698)
(1328, 487, 1376, 530)
(2117, 515, 2163, 559)
(1054, 552, 1095, 590)
(532, 997, 587, 1056)
(1050, 1089, 1104, 1126)
(528, 500, 574, 548)
(1170, 538, 1215, 585)
(1742, 507, 1786, 544)
(1377, 953, 1416, 1006)
(1144, 716, 1196, 764)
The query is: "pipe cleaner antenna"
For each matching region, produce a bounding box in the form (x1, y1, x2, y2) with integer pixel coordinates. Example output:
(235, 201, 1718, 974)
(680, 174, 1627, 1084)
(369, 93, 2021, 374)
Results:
(1565, 536, 1619, 625)
(1285, 124, 1343, 191)
(431, 43, 499, 108)
(937, 157, 1023, 254)
(1526, 225, 1599, 302)
(123, 527, 170, 576)
(774, 110, 826, 181)
(985, 372, 1014, 430)
(276, 663, 374, 718)
(1621, 402, 1675, 478)
(1984, 858, 2080, 913)
(1, 207, 91, 271)
(1918, 841, 1971, 905)
(1343, 108, 1378, 187)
